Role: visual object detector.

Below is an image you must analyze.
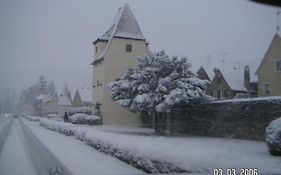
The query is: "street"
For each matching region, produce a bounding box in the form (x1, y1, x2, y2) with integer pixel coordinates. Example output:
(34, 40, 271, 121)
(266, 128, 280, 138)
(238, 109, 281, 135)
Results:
(0, 117, 144, 175)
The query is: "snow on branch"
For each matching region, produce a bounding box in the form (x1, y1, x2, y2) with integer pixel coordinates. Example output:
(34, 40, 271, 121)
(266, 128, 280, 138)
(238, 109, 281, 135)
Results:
(107, 50, 210, 114)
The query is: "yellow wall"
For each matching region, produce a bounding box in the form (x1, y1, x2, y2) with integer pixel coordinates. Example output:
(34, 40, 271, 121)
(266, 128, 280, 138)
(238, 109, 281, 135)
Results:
(93, 37, 148, 126)
(257, 36, 281, 96)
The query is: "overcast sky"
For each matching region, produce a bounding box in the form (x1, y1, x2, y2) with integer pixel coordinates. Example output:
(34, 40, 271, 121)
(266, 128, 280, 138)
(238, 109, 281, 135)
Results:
(0, 0, 280, 96)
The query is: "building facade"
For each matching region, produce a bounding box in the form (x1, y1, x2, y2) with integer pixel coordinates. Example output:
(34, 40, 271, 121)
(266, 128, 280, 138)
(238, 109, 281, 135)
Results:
(92, 4, 149, 126)
(256, 33, 281, 96)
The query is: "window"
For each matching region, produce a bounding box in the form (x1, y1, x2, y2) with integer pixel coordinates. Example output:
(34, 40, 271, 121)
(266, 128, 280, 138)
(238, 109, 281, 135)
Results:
(276, 60, 281, 71)
(217, 75, 222, 84)
(264, 82, 271, 95)
(95, 46, 98, 53)
(126, 44, 132, 52)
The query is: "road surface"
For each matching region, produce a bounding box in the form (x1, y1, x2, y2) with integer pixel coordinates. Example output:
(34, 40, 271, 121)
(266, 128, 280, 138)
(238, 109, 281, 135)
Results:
(0, 117, 144, 175)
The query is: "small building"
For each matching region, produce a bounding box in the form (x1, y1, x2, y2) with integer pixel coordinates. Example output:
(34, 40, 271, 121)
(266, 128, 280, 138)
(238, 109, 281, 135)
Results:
(35, 92, 58, 116)
(91, 3, 149, 125)
(72, 90, 82, 107)
(209, 68, 248, 100)
(58, 83, 72, 117)
(256, 33, 281, 96)
(41, 92, 58, 116)
(72, 87, 91, 107)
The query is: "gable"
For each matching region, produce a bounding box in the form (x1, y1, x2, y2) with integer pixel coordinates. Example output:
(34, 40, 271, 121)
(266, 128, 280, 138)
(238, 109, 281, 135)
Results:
(256, 34, 281, 75)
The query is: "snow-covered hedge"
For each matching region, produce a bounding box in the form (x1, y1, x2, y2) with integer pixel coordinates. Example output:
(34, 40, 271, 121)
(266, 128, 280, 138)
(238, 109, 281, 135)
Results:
(39, 119, 187, 173)
(46, 114, 64, 122)
(266, 117, 281, 156)
(24, 115, 41, 122)
(40, 119, 74, 136)
(69, 113, 100, 125)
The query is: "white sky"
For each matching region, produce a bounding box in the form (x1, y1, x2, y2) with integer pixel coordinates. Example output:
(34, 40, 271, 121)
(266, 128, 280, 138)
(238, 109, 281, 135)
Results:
(0, 0, 280, 95)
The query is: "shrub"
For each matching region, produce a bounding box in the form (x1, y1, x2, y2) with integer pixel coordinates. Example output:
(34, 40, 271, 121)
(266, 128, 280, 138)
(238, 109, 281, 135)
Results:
(69, 113, 101, 125)
(85, 115, 100, 125)
(266, 117, 281, 156)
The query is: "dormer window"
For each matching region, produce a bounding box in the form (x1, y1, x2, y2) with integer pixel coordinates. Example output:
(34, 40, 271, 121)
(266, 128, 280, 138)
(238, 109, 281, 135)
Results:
(276, 60, 281, 71)
(126, 44, 132, 52)
(95, 46, 98, 53)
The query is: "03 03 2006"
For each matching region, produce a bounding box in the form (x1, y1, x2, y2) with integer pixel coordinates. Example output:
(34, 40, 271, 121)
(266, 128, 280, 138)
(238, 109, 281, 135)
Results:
(213, 168, 258, 175)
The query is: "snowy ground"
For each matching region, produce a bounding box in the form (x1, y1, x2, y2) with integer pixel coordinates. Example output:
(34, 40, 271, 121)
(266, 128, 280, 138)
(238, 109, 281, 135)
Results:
(35, 117, 281, 174)
(0, 117, 144, 175)
(1, 116, 281, 175)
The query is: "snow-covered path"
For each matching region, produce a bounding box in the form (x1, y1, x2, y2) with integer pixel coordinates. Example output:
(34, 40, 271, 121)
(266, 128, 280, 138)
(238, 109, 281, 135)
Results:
(0, 118, 144, 175)
(22, 118, 144, 175)
(0, 119, 36, 175)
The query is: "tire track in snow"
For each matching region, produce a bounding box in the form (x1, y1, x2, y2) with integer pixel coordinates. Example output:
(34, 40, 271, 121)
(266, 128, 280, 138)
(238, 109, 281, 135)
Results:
(0, 117, 13, 155)
(19, 118, 74, 175)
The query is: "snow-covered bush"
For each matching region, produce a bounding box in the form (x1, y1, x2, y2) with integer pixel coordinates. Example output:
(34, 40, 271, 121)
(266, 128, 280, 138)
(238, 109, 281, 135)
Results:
(108, 50, 211, 134)
(266, 117, 281, 156)
(68, 107, 91, 116)
(69, 113, 100, 125)
(85, 115, 100, 125)
(47, 113, 58, 118)
(69, 113, 88, 124)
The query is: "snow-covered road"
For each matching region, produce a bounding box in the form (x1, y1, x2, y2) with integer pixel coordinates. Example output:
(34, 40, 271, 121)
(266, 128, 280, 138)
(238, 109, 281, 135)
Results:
(0, 118, 144, 175)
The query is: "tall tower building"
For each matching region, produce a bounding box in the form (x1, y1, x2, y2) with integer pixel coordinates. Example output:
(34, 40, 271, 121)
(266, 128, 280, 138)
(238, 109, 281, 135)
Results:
(91, 3, 149, 126)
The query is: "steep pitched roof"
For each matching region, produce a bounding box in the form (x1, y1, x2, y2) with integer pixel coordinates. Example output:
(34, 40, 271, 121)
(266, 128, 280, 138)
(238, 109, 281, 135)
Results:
(93, 3, 146, 62)
(73, 90, 82, 103)
(219, 69, 247, 91)
(96, 3, 145, 42)
(256, 33, 281, 74)
(197, 66, 215, 81)
(58, 83, 72, 106)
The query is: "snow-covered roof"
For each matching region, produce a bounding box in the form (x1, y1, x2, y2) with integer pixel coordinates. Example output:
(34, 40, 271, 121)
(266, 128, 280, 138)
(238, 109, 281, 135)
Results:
(42, 93, 57, 103)
(97, 3, 145, 42)
(79, 86, 91, 103)
(197, 66, 215, 81)
(58, 83, 72, 106)
(93, 3, 146, 61)
(220, 69, 247, 91)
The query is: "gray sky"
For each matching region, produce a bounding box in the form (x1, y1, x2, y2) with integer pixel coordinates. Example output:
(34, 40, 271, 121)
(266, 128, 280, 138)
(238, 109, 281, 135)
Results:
(0, 0, 280, 95)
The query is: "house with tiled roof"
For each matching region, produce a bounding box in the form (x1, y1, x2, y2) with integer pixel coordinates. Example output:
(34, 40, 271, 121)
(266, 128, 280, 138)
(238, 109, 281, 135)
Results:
(91, 3, 149, 125)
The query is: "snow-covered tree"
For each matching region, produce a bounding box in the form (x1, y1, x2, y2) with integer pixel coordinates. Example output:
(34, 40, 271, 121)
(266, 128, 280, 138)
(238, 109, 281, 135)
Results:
(17, 75, 57, 114)
(108, 51, 210, 134)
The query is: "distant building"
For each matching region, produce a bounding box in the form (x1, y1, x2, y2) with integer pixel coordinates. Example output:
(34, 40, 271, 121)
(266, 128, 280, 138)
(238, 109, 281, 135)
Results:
(58, 83, 72, 116)
(72, 90, 82, 107)
(256, 33, 281, 96)
(198, 66, 257, 100)
(40, 92, 58, 115)
(72, 87, 91, 107)
(35, 92, 58, 116)
(91, 3, 149, 125)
